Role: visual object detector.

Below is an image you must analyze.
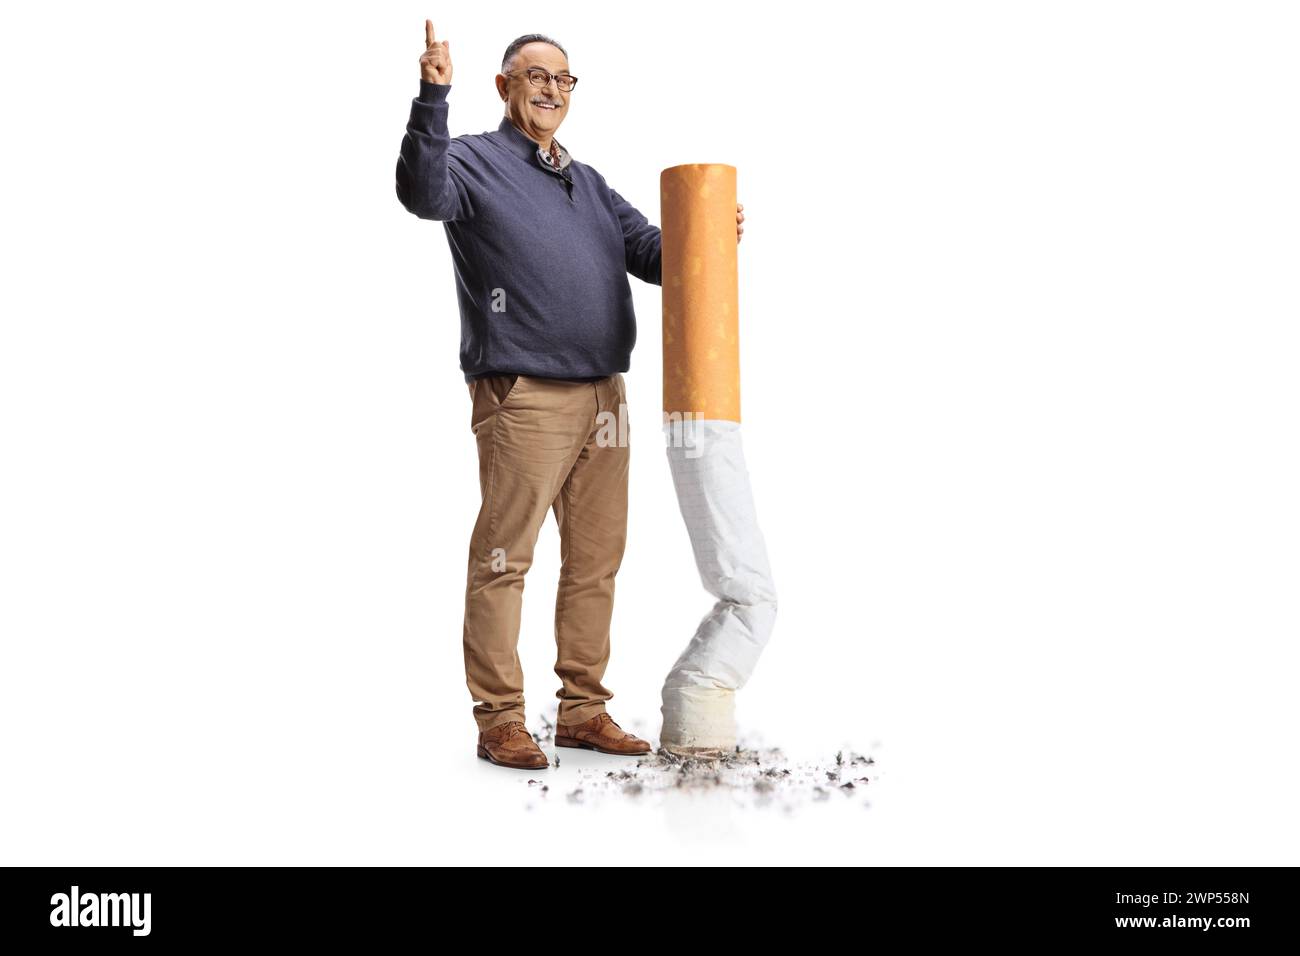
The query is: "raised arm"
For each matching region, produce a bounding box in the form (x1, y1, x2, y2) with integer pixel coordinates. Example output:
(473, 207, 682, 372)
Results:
(395, 20, 472, 221)
(608, 186, 662, 286)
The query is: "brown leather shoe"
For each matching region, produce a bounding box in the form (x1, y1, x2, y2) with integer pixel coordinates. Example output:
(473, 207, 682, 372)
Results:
(477, 721, 549, 770)
(554, 712, 651, 756)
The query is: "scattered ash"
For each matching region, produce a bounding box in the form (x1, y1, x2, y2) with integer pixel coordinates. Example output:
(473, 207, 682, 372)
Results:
(516, 706, 880, 812)
(522, 739, 878, 813)
(534, 713, 555, 746)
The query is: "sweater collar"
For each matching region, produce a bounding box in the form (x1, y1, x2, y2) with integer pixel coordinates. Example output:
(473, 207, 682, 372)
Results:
(497, 116, 571, 170)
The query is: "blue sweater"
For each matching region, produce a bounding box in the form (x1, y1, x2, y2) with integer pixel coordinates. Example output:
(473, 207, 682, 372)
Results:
(396, 81, 662, 381)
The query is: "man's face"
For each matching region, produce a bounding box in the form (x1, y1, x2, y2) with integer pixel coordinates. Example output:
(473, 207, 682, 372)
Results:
(497, 42, 571, 142)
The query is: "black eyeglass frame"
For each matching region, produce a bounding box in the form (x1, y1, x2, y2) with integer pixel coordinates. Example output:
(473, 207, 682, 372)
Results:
(503, 67, 579, 92)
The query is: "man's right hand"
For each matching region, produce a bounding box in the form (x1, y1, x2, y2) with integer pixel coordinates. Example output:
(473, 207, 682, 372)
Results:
(420, 19, 452, 85)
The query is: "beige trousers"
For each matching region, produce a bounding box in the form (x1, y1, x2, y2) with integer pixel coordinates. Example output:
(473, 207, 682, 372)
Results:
(462, 372, 629, 732)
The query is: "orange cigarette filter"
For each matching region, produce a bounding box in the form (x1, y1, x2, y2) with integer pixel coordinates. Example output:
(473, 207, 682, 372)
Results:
(660, 163, 741, 423)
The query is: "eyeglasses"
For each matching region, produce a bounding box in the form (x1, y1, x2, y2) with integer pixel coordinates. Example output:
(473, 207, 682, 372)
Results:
(505, 67, 579, 93)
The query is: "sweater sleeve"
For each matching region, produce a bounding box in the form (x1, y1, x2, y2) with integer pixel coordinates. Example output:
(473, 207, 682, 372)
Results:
(608, 186, 662, 286)
(395, 81, 474, 221)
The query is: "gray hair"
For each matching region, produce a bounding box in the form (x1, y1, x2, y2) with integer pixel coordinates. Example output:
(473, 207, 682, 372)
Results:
(501, 34, 568, 73)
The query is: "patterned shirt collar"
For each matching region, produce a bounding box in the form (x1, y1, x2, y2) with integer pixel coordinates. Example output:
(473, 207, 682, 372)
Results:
(497, 116, 572, 174)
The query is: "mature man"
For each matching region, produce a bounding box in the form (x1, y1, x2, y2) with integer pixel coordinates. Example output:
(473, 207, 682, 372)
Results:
(395, 23, 744, 770)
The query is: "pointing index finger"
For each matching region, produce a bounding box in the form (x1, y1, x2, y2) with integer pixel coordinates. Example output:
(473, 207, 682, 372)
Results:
(425, 20, 436, 49)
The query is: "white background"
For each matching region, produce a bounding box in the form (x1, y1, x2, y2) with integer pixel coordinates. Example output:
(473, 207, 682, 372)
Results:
(2, 1, 1297, 865)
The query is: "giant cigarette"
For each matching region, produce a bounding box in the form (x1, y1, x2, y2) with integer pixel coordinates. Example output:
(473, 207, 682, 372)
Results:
(658, 163, 778, 756)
